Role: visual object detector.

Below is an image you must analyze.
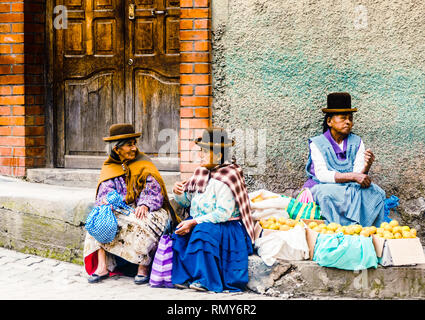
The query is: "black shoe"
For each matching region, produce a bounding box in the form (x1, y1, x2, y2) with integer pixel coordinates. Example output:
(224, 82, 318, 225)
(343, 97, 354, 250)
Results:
(134, 275, 149, 285)
(88, 273, 109, 284)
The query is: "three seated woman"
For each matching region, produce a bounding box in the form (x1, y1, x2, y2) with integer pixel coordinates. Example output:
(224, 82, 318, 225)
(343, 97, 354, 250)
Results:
(84, 92, 387, 291)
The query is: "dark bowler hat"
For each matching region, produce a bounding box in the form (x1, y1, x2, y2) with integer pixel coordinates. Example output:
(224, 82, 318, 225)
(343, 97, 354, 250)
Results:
(103, 123, 141, 141)
(194, 127, 235, 149)
(322, 92, 358, 113)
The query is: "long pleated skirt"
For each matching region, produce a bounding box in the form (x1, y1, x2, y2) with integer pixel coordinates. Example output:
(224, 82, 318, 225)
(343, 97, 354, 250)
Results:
(171, 220, 253, 293)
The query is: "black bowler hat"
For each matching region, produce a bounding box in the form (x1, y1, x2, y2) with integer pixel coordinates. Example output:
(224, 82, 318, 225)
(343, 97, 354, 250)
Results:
(322, 92, 357, 113)
(194, 127, 235, 149)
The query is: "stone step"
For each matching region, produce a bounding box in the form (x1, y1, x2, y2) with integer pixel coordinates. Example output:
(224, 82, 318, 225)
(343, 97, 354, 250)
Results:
(26, 168, 180, 192)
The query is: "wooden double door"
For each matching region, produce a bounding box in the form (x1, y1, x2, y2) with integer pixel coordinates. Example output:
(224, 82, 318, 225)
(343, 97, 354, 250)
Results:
(53, 0, 180, 169)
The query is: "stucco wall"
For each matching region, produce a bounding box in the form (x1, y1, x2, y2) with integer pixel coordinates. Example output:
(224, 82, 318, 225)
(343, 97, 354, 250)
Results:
(211, 1, 425, 230)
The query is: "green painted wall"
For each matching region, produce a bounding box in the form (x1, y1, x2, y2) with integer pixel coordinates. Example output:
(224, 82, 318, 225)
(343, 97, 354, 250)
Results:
(212, 0, 425, 231)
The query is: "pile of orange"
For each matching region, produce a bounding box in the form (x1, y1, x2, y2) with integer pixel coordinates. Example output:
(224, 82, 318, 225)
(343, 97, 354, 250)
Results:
(259, 216, 304, 231)
(306, 219, 417, 239)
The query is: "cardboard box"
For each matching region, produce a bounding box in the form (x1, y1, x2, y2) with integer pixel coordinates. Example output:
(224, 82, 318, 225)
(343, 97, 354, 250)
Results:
(372, 235, 425, 266)
(254, 219, 325, 259)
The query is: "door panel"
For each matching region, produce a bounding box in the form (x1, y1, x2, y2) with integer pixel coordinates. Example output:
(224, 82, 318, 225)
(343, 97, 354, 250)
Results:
(125, 0, 180, 161)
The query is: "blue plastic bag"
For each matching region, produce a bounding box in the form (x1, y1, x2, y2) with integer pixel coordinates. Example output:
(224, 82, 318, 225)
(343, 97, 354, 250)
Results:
(85, 190, 134, 244)
(384, 195, 399, 223)
(313, 233, 378, 271)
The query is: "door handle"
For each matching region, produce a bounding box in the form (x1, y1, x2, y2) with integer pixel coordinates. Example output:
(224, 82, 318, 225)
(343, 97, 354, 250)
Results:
(151, 9, 167, 16)
(128, 58, 134, 66)
(129, 4, 135, 20)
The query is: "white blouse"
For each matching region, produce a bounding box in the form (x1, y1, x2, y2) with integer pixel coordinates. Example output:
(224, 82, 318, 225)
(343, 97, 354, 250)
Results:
(310, 139, 365, 183)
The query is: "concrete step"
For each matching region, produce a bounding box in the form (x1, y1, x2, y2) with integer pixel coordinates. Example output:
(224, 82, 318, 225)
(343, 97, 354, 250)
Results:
(1, 176, 425, 299)
(26, 168, 180, 192)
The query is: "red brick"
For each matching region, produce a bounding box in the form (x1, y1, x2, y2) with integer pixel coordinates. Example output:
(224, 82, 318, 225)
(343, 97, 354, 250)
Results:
(181, 9, 210, 19)
(180, 74, 210, 85)
(180, 0, 193, 8)
(194, 107, 210, 118)
(0, 147, 11, 156)
(180, 20, 193, 29)
(187, 118, 209, 128)
(0, 86, 10, 94)
(180, 52, 210, 63)
(0, 4, 10, 12)
(180, 41, 193, 52)
(12, 106, 24, 115)
(11, 3, 24, 12)
(11, 23, 24, 33)
(0, 116, 24, 125)
(180, 30, 209, 41)
(0, 23, 10, 32)
(180, 63, 193, 74)
(194, 63, 210, 73)
(0, 55, 24, 64)
(194, 41, 210, 51)
(0, 44, 10, 53)
(0, 34, 24, 43)
(181, 96, 209, 107)
(12, 147, 25, 156)
(0, 126, 11, 135)
(12, 44, 23, 53)
(0, 106, 10, 115)
(194, 0, 209, 7)
(179, 129, 193, 140)
(194, 19, 209, 29)
(180, 162, 200, 173)
(11, 64, 24, 74)
(180, 107, 194, 118)
(0, 65, 11, 74)
(180, 85, 194, 95)
(0, 95, 25, 105)
(194, 85, 211, 95)
(0, 136, 25, 146)
(12, 85, 24, 95)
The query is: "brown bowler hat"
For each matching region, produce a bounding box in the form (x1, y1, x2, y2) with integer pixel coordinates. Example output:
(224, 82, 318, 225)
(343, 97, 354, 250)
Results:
(322, 92, 358, 113)
(194, 127, 235, 149)
(103, 123, 141, 141)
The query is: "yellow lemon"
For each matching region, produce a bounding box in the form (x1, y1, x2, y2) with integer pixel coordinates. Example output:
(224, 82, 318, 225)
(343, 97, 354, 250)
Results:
(268, 216, 277, 223)
(384, 231, 394, 239)
(360, 229, 370, 237)
(410, 228, 417, 237)
(380, 222, 389, 229)
(327, 223, 339, 232)
(402, 231, 413, 238)
(392, 226, 402, 234)
(368, 226, 377, 234)
(308, 222, 318, 229)
(313, 226, 322, 232)
(384, 224, 393, 233)
(286, 219, 296, 227)
(389, 220, 399, 227)
(394, 232, 402, 239)
(353, 225, 363, 234)
(278, 217, 288, 225)
(270, 223, 280, 230)
(279, 225, 291, 231)
(345, 226, 355, 235)
(296, 221, 305, 228)
(401, 226, 410, 232)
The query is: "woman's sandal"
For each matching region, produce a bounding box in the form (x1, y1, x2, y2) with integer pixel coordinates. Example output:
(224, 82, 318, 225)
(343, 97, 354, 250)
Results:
(88, 273, 109, 283)
(134, 274, 150, 285)
(189, 282, 207, 292)
(174, 282, 190, 290)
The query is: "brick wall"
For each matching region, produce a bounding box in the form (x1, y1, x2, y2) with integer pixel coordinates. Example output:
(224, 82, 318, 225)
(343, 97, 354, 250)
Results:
(179, 0, 212, 180)
(0, 0, 45, 177)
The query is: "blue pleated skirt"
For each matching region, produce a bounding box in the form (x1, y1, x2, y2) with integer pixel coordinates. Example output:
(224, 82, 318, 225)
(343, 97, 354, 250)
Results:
(171, 220, 253, 293)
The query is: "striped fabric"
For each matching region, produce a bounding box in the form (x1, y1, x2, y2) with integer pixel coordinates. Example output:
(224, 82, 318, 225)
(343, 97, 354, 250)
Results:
(149, 234, 174, 288)
(184, 163, 255, 243)
(286, 196, 322, 220)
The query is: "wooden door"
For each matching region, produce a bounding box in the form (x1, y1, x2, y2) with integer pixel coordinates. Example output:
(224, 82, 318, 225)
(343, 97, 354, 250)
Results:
(124, 0, 180, 169)
(53, 0, 180, 169)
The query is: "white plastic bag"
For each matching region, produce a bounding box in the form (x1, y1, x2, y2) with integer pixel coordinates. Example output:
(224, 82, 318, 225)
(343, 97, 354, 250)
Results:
(249, 189, 291, 221)
(254, 225, 310, 266)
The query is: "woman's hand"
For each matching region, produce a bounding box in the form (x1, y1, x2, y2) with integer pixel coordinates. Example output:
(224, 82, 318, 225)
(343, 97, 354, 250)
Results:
(353, 173, 372, 188)
(362, 148, 375, 174)
(135, 205, 149, 219)
(175, 219, 197, 236)
(173, 180, 187, 195)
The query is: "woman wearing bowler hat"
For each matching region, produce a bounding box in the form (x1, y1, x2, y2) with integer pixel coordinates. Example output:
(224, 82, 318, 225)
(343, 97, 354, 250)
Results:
(303, 92, 386, 227)
(83, 123, 179, 285)
(171, 127, 254, 293)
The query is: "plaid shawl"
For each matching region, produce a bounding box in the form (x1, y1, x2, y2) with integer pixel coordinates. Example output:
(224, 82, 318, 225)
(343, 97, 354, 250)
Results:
(184, 163, 255, 243)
